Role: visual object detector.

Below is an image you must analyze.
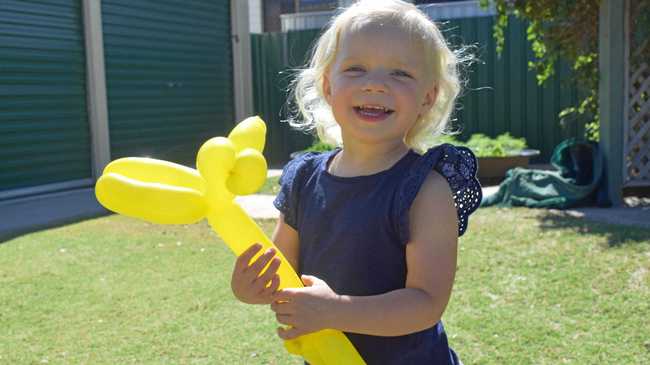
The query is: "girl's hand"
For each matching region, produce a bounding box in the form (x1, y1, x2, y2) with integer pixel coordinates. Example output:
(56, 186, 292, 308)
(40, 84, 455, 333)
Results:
(230, 243, 281, 305)
(271, 275, 341, 340)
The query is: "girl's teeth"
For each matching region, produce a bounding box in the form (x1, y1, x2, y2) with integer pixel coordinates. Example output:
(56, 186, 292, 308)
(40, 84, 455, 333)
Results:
(357, 106, 389, 114)
(359, 108, 383, 116)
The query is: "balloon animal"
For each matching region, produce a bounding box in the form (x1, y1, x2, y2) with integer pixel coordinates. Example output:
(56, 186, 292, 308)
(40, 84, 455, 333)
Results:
(95, 116, 365, 365)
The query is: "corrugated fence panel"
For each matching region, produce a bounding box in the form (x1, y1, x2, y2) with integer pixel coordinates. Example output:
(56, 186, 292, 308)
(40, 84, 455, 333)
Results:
(283, 30, 320, 159)
(102, 0, 233, 166)
(252, 32, 286, 165)
(252, 16, 589, 163)
(444, 16, 588, 162)
(0, 0, 91, 192)
(252, 31, 316, 166)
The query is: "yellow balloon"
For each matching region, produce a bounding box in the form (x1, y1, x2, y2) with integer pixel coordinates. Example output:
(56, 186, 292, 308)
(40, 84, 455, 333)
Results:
(95, 116, 366, 365)
(228, 115, 267, 153)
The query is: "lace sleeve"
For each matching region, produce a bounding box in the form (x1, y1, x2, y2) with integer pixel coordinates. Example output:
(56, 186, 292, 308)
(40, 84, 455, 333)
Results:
(435, 144, 482, 236)
(396, 144, 482, 243)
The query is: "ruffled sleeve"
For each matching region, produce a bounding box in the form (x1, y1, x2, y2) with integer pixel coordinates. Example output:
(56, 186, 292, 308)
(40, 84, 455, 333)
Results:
(396, 144, 482, 244)
(272, 152, 317, 229)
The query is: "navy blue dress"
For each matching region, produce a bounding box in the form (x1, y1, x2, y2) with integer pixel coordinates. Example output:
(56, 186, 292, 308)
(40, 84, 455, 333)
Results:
(273, 144, 481, 365)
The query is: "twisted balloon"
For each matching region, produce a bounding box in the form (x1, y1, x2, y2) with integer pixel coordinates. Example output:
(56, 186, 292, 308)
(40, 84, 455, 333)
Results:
(95, 116, 365, 365)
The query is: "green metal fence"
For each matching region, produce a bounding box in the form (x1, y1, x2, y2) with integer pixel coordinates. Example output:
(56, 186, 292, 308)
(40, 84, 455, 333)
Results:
(103, 0, 234, 167)
(0, 0, 92, 191)
(251, 30, 320, 166)
(252, 16, 589, 165)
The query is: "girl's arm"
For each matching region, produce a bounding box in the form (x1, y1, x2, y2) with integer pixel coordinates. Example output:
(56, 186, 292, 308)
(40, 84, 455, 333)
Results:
(272, 214, 300, 271)
(272, 171, 458, 338)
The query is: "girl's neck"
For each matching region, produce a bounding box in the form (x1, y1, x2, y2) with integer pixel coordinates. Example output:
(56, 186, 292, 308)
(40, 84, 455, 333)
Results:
(328, 140, 410, 177)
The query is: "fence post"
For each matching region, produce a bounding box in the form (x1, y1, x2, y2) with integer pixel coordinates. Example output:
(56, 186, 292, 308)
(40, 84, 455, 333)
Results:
(598, 0, 626, 205)
(83, 0, 110, 180)
(231, 0, 254, 122)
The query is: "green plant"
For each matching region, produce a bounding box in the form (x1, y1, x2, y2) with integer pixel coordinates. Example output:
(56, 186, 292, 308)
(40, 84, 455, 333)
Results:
(302, 140, 336, 153)
(465, 133, 527, 157)
(439, 133, 528, 157)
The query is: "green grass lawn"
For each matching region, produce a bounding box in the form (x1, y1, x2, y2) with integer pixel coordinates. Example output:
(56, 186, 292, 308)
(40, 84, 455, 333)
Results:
(1, 208, 648, 364)
(259, 176, 280, 195)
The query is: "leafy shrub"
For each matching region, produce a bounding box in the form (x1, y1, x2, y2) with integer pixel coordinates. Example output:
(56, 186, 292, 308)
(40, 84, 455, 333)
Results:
(303, 141, 336, 153)
(439, 133, 528, 157)
(465, 133, 527, 157)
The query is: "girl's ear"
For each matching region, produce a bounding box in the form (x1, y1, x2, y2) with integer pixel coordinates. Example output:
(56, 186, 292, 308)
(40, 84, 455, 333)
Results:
(323, 72, 333, 106)
(420, 85, 438, 114)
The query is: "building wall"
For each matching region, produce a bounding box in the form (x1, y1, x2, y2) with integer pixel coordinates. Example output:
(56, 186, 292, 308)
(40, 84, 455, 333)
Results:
(280, 0, 494, 31)
(249, 0, 263, 33)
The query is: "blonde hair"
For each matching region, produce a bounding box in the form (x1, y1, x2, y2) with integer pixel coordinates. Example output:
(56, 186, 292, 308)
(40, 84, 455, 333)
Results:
(286, 0, 474, 153)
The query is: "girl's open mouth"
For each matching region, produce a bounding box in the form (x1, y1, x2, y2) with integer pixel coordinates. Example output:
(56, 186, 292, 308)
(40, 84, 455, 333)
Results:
(353, 105, 394, 122)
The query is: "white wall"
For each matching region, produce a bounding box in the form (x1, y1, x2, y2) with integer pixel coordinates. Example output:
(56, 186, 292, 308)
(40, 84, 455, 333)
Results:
(249, 0, 263, 33)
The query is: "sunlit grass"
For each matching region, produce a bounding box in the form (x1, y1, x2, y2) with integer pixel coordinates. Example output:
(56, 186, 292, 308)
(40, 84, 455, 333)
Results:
(1, 208, 648, 364)
(258, 176, 281, 195)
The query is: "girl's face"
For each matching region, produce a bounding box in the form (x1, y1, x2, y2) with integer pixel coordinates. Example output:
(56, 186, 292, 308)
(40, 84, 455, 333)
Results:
(323, 22, 437, 147)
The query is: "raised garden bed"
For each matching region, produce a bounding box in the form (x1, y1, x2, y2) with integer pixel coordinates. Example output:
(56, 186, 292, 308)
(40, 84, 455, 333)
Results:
(477, 149, 540, 186)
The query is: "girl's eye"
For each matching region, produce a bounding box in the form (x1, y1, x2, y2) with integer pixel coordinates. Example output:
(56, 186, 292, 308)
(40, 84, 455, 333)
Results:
(392, 70, 413, 78)
(344, 66, 364, 73)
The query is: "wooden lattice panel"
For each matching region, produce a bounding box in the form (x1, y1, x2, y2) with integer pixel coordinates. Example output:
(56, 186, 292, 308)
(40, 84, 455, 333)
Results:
(625, 59, 650, 186)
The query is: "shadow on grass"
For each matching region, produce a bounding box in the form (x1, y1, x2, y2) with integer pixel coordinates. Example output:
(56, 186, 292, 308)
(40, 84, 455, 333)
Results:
(536, 210, 650, 247)
(0, 211, 111, 244)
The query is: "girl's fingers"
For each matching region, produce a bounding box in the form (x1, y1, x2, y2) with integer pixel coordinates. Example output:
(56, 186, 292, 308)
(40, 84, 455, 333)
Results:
(277, 326, 308, 340)
(275, 313, 292, 326)
(234, 243, 262, 272)
(300, 274, 318, 286)
(270, 298, 293, 315)
(271, 288, 298, 302)
(261, 274, 281, 296)
(247, 248, 276, 276)
(254, 258, 281, 290)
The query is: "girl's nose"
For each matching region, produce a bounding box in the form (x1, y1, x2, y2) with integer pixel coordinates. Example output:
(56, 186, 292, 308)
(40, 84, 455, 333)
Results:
(361, 72, 388, 93)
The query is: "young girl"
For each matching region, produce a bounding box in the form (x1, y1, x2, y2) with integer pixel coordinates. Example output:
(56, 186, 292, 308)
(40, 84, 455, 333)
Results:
(231, 0, 481, 363)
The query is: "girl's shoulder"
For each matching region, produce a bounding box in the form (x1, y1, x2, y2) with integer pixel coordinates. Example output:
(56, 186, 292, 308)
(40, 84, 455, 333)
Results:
(398, 144, 482, 237)
(274, 150, 333, 228)
(278, 150, 332, 185)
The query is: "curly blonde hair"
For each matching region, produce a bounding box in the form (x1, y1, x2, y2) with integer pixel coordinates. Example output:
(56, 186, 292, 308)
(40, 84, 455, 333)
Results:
(285, 0, 474, 153)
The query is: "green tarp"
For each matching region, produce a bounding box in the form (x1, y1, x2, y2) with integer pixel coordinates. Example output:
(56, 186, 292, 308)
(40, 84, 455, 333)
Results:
(481, 139, 604, 209)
